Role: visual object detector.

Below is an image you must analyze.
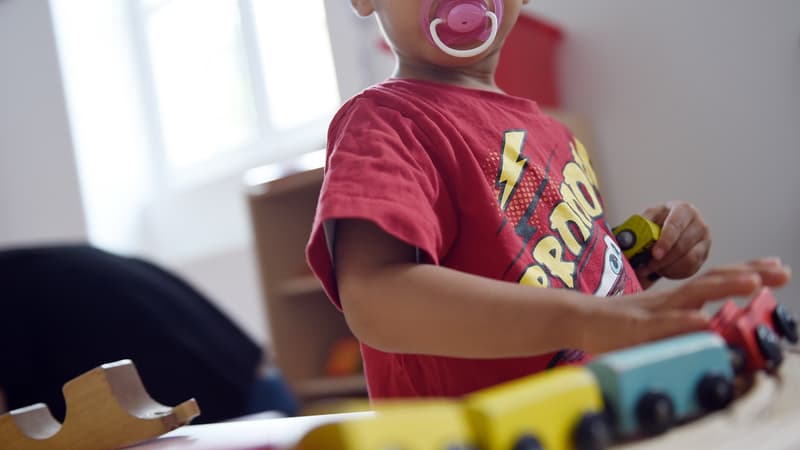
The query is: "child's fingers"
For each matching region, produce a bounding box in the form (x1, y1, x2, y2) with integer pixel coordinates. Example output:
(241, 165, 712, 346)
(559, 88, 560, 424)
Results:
(772, 264, 792, 285)
(589, 257, 790, 353)
(705, 257, 791, 286)
(665, 259, 791, 310)
(645, 233, 710, 280)
(669, 273, 761, 309)
(650, 202, 703, 261)
(705, 257, 781, 273)
(641, 204, 670, 225)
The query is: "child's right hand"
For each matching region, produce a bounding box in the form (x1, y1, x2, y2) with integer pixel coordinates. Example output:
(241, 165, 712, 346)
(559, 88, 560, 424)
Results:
(577, 258, 791, 354)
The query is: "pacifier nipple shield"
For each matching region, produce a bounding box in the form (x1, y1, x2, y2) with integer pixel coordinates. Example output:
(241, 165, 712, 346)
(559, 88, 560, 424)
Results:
(421, 0, 504, 58)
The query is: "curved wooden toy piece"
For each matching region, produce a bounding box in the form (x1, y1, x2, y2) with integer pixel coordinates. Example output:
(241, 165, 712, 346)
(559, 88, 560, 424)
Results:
(0, 359, 200, 450)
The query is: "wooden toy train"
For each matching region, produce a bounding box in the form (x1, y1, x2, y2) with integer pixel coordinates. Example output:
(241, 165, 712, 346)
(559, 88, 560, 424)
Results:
(296, 288, 797, 450)
(611, 215, 661, 269)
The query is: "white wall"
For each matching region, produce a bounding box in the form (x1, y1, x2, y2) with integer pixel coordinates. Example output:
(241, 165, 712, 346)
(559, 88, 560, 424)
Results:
(525, 1, 800, 309)
(324, 0, 393, 99)
(0, 0, 86, 246)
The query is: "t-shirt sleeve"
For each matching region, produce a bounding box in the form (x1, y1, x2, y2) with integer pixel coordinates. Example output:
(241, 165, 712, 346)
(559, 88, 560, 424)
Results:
(305, 97, 456, 309)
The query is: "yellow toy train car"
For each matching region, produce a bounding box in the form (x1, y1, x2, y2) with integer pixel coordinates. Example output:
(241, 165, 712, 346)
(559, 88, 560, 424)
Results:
(296, 367, 611, 450)
(464, 366, 610, 450)
(612, 215, 661, 269)
(295, 400, 477, 450)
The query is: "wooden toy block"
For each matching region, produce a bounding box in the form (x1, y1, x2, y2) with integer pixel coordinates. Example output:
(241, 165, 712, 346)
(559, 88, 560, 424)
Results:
(0, 359, 200, 450)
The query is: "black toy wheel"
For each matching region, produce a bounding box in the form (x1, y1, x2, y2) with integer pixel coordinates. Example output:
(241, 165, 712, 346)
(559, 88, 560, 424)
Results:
(772, 304, 799, 344)
(635, 391, 675, 436)
(755, 324, 784, 372)
(616, 230, 636, 251)
(628, 251, 653, 269)
(697, 373, 734, 412)
(512, 433, 544, 450)
(574, 412, 612, 450)
(728, 345, 748, 374)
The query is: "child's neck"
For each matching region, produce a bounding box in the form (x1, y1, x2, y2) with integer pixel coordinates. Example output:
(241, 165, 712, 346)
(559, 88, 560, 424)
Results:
(393, 55, 503, 94)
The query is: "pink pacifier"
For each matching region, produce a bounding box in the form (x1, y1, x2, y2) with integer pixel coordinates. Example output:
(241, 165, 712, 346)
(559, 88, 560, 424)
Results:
(420, 0, 504, 58)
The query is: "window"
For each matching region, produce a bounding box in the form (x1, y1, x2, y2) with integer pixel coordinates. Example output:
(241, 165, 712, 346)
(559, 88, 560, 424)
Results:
(51, 0, 347, 261)
(134, 0, 340, 175)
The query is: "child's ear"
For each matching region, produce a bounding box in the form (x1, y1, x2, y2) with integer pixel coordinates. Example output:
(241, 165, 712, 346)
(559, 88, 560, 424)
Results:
(350, 0, 375, 17)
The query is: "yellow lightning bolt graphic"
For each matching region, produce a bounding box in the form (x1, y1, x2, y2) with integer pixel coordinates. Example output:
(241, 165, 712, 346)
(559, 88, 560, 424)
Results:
(496, 130, 528, 210)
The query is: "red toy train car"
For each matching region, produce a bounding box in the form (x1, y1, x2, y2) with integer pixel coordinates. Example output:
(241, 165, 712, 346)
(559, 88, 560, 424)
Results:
(709, 287, 797, 374)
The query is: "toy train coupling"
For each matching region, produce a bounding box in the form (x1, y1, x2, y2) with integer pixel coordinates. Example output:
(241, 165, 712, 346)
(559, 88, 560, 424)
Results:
(612, 215, 661, 269)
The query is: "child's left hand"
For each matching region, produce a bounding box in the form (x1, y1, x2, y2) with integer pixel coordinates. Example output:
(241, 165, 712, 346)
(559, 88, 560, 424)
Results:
(637, 201, 711, 288)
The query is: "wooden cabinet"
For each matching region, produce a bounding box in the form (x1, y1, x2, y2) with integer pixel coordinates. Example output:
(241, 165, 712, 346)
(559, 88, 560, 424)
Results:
(245, 152, 367, 409)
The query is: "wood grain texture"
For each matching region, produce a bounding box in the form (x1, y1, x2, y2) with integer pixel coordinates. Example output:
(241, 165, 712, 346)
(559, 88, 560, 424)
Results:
(0, 360, 199, 450)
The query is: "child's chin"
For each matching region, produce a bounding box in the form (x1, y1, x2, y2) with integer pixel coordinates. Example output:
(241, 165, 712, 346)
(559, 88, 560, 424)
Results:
(426, 46, 495, 66)
(428, 55, 485, 68)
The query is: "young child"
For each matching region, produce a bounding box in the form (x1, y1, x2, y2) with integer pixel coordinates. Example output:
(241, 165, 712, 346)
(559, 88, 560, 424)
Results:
(305, 0, 791, 399)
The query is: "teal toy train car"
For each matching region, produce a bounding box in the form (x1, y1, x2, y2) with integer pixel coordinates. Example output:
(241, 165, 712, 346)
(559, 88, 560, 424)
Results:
(588, 332, 734, 438)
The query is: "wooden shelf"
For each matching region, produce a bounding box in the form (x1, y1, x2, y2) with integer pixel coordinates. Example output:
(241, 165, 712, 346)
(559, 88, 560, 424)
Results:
(294, 375, 367, 399)
(247, 158, 366, 409)
(279, 275, 324, 297)
(244, 150, 325, 199)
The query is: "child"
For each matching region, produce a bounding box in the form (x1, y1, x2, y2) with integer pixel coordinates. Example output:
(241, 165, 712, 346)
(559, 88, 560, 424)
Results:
(305, 0, 790, 399)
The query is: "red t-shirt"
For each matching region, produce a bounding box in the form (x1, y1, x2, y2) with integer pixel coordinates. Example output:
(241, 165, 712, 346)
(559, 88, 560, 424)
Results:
(306, 79, 641, 399)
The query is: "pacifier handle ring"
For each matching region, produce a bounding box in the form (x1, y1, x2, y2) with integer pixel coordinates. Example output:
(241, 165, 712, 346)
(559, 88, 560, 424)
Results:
(429, 11, 499, 58)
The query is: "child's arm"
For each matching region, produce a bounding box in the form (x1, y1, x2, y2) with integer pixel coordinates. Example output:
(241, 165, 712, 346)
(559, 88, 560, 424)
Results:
(334, 219, 790, 358)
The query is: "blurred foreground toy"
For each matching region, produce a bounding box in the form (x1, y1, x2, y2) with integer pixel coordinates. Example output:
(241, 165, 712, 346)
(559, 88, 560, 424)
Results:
(612, 215, 661, 269)
(295, 400, 476, 450)
(295, 332, 747, 449)
(464, 366, 610, 450)
(0, 359, 199, 450)
(588, 332, 734, 439)
(710, 287, 798, 374)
